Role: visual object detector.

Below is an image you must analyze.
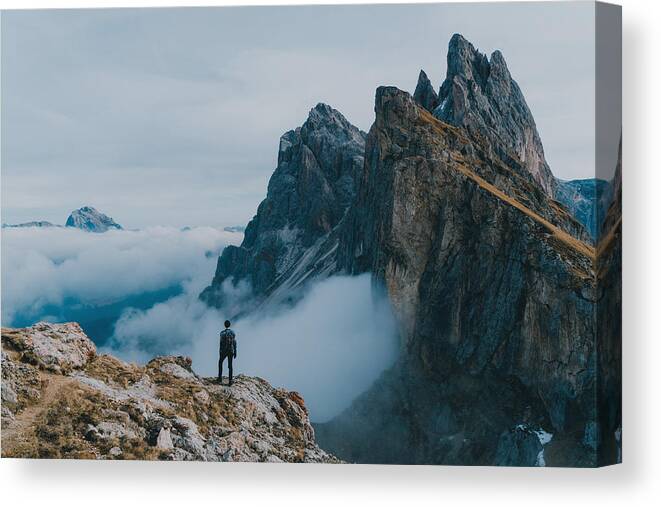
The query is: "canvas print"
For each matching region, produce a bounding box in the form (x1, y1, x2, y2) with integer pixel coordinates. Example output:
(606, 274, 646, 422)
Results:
(1, 2, 622, 466)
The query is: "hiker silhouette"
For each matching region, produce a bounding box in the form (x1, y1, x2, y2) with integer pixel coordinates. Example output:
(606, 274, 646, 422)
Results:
(218, 320, 237, 386)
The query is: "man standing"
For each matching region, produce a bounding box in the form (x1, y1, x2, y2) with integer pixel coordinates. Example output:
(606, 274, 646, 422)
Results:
(218, 320, 237, 386)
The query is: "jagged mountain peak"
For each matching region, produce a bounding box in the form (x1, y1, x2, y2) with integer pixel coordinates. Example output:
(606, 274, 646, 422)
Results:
(433, 33, 556, 196)
(303, 103, 365, 143)
(413, 69, 439, 112)
(278, 103, 364, 159)
(445, 33, 490, 86)
(309, 102, 340, 119)
(201, 102, 366, 310)
(444, 34, 511, 84)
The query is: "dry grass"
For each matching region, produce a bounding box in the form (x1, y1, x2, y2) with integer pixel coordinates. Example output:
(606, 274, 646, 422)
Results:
(418, 108, 471, 144)
(415, 108, 595, 263)
(452, 161, 595, 259)
(84, 354, 143, 388)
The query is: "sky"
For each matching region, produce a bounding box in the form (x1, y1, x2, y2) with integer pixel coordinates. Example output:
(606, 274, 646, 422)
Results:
(1, 2, 600, 228)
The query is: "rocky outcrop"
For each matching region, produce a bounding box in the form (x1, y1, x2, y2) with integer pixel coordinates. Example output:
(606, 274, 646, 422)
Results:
(65, 206, 122, 233)
(2, 323, 338, 462)
(317, 86, 601, 466)
(200, 103, 366, 311)
(1, 322, 96, 374)
(433, 34, 556, 196)
(413, 70, 439, 112)
(555, 178, 612, 241)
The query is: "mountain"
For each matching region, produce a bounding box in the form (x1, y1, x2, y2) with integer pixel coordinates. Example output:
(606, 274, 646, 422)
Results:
(428, 34, 556, 196)
(1, 322, 338, 462)
(555, 178, 612, 240)
(316, 86, 599, 466)
(199, 34, 618, 466)
(2, 221, 61, 229)
(65, 206, 123, 233)
(200, 103, 366, 311)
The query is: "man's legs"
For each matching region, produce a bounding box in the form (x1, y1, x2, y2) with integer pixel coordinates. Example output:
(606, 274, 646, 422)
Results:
(227, 354, 233, 385)
(218, 355, 223, 382)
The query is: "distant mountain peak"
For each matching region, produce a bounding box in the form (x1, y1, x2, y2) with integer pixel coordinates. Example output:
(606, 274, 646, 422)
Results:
(65, 206, 122, 233)
(2, 220, 60, 229)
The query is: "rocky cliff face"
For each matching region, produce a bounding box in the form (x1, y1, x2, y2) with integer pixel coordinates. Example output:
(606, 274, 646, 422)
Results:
(430, 34, 556, 196)
(316, 86, 600, 466)
(66, 206, 123, 233)
(200, 103, 366, 311)
(2, 322, 338, 462)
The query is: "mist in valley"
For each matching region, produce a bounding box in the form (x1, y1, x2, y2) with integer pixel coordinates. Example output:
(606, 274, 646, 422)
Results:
(1, 226, 400, 422)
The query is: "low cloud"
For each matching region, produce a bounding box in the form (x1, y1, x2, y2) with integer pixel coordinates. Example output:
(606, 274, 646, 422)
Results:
(1, 226, 240, 327)
(108, 273, 400, 423)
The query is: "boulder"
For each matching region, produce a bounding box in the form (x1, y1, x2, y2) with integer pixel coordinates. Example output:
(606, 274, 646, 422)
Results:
(2, 322, 96, 374)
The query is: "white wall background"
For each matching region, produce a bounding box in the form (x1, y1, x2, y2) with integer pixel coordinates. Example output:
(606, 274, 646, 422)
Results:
(1, 0, 659, 506)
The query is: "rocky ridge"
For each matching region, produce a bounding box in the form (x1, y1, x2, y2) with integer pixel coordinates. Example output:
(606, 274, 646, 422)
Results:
(1, 322, 337, 462)
(3, 207, 123, 233)
(428, 34, 556, 196)
(2, 221, 61, 229)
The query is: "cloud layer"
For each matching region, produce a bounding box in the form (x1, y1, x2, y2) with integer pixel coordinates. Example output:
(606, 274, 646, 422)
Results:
(1, 226, 240, 327)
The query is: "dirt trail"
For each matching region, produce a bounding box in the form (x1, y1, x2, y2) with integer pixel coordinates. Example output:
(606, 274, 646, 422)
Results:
(1, 373, 75, 456)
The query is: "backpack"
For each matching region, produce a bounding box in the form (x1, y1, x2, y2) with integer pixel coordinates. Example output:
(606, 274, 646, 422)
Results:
(220, 329, 235, 354)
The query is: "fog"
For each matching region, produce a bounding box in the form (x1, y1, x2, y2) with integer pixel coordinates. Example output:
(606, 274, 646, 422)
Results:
(1, 227, 400, 422)
(109, 273, 399, 422)
(0, 226, 240, 336)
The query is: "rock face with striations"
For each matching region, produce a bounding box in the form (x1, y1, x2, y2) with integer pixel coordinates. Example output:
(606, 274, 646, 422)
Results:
(66, 206, 122, 233)
(200, 103, 366, 311)
(2, 322, 338, 462)
(431, 34, 556, 196)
